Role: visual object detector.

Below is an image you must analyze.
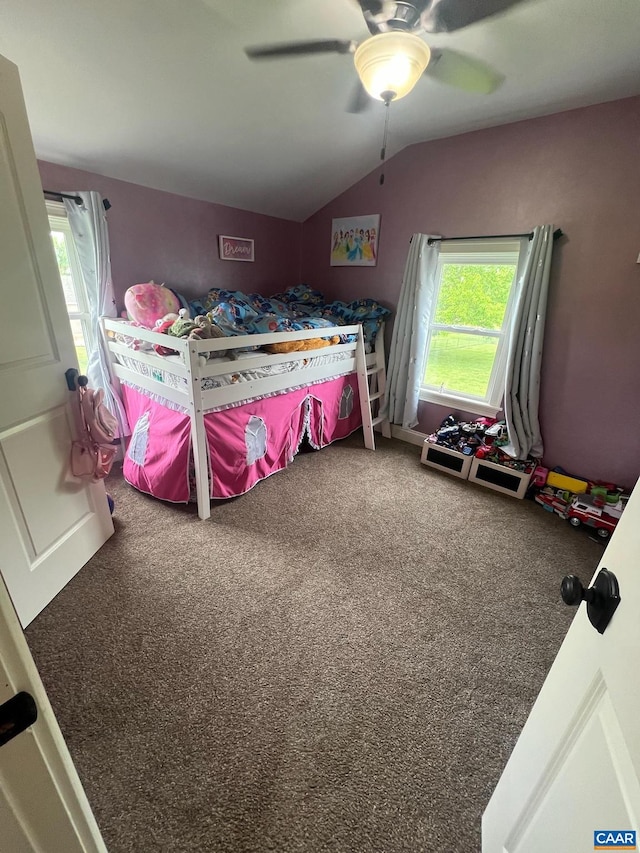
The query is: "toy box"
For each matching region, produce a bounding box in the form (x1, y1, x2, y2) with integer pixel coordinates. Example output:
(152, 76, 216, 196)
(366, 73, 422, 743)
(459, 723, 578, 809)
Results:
(469, 456, 532, 499)
(421, 440, 472, 480)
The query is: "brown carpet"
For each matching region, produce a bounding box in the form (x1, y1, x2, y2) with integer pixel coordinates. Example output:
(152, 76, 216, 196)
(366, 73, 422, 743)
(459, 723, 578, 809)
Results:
(25, 435, 600, 853)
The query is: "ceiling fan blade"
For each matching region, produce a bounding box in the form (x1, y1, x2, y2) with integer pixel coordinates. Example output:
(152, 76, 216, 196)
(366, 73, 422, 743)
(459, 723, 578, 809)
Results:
(245, 40, 356, 60)
(421, 0, 528, 33)
(425, 48, 504, 94)
(346, 80, 372, 114)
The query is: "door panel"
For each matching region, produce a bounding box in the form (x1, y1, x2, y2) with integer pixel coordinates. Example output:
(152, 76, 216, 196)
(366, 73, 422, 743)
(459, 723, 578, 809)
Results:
(0, 53, 113, 627)
(0, 113, 56, 366)
(1, 407, 95, 554)
(483, 480, 640, 851)
(508, 688, 638, 852)
(0, 571, 106, 852)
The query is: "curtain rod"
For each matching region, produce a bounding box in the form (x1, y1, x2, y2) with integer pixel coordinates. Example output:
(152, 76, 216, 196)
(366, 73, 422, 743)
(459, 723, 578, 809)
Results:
(43, 189, 112, 211)
(426, 228, 564, 246)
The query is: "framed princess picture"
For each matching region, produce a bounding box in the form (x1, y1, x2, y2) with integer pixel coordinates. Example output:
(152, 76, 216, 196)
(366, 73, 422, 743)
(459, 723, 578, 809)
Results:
(330, 214, 380, 267)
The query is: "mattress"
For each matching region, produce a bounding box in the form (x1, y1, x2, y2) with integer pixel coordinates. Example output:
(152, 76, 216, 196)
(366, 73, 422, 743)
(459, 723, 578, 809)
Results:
(115, 349, 354, 414)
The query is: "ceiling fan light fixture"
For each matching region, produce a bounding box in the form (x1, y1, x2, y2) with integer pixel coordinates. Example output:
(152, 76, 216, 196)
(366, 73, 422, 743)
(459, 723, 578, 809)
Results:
(354, 32, 430, 102)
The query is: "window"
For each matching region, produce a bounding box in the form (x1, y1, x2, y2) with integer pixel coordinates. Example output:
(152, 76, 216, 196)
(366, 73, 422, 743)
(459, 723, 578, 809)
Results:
(46, 201, 92, 373)
(420, 240, 522, 417)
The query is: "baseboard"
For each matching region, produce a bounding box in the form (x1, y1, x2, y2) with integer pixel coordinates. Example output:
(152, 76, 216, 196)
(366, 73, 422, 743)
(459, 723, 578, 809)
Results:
(390, 425, 427, 447)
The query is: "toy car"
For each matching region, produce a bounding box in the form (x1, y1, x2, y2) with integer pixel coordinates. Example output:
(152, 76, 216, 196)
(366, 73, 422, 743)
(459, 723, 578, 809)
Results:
(535, 488, 571, 517)
(564, 494, 628, 539)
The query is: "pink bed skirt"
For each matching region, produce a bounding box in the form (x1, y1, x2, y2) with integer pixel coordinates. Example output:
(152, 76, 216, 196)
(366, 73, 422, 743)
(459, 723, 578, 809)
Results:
(121, 373, 361, 504)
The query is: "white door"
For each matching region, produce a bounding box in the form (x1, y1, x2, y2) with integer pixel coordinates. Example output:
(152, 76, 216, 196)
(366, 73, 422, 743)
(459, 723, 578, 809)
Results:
(0, 571, 106, 851)
(0, 53, 113, 627)
(483, 480, 640, 852)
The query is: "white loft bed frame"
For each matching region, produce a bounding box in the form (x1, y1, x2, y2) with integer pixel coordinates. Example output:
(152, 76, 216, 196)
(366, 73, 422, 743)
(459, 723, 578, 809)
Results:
(103, 318, 390, 520)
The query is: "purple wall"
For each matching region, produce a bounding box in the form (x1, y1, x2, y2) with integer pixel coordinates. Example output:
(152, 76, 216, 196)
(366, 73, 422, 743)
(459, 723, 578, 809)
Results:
(300, 97, 640, 488)
(38, 161, 302, 307)
(38, 97, 640, 487)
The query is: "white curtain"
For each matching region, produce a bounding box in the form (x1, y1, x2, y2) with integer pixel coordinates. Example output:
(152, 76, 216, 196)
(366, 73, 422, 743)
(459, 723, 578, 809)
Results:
(63, 191, 129, 436)
(383, 234, 440, 428)
(502, 225, 554, 460)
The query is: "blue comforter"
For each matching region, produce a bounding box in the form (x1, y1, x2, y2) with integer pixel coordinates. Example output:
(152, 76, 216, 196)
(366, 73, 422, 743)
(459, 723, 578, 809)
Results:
(184, 284, 391, 351)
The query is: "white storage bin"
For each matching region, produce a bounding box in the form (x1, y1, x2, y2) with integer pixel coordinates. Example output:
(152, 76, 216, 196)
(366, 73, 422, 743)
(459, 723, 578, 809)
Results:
(421, 440, 472, 480)
(468, 456, 532, 499)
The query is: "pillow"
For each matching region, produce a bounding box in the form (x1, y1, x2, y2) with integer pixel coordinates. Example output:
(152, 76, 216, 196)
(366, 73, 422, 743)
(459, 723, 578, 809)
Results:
(124, 282, 180, 329)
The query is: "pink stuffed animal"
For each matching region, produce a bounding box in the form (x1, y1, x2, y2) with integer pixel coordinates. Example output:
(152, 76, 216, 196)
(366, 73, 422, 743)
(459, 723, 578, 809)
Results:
(124, 282, 180, 329)
(153, 312, 179, 355)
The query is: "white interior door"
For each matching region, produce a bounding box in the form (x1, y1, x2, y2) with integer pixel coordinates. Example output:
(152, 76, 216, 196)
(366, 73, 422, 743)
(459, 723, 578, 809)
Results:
(483, 480, 640, 852)
(0, 53, 113, 627)
(0, 570, 106, 852)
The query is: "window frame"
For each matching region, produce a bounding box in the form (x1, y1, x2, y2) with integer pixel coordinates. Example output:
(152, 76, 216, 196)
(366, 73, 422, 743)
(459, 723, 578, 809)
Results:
(419, 240, 523, 417)
(46, 201, 94, 359)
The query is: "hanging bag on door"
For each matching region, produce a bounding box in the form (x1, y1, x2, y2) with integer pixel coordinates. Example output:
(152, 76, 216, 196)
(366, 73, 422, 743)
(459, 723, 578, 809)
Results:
(70, 377, 118, 481)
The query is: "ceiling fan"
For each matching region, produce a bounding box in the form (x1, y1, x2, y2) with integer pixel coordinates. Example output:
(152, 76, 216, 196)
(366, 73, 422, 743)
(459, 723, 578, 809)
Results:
(245, 0, 527, 112)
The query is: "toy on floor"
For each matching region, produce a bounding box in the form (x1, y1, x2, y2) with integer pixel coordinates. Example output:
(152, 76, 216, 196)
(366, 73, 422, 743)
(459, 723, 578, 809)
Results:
(426, 415, 535, 473)
(529, 462, 630, 539)
(535, 487, 572, 516)
(532, 466, 549, 488)
(565, 493, 628, 539)
(428, 414, 631, 539)
(546, 471, 588, 494)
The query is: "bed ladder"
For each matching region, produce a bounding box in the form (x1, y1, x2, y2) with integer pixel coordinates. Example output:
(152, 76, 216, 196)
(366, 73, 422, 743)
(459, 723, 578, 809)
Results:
(356, 327, 391, 451)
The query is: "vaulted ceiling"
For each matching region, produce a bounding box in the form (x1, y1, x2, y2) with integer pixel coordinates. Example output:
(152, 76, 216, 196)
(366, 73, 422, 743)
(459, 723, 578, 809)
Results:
(2, 0, 639, 221)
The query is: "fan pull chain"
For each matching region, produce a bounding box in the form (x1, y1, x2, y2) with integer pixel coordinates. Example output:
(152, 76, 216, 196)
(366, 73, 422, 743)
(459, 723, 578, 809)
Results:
(379, 98, 391, 186)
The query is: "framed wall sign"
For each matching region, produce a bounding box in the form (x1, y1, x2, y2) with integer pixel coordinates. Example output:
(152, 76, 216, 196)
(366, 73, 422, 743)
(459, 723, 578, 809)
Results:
(218, 235, 255, 262)
(330, 214, 380, 267)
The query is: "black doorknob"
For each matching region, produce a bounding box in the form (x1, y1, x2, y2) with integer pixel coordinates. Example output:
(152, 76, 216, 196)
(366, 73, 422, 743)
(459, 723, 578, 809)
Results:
(560, 568, 620, 635)
(0, 691, 37, 748)
(561, 575, 583, 605)
(561, 575, 598, 606)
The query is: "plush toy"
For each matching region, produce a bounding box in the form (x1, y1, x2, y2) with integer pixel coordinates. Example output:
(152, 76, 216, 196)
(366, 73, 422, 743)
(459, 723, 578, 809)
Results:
(153, 312, 180, 356)
(168, 316, 198, 338)
(124, 282, 180, 329)
(189, 314, 238, 362)
(160, 310, 229, 363)
(204, 313, 239, 360)
(265, 335, 339, 354)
